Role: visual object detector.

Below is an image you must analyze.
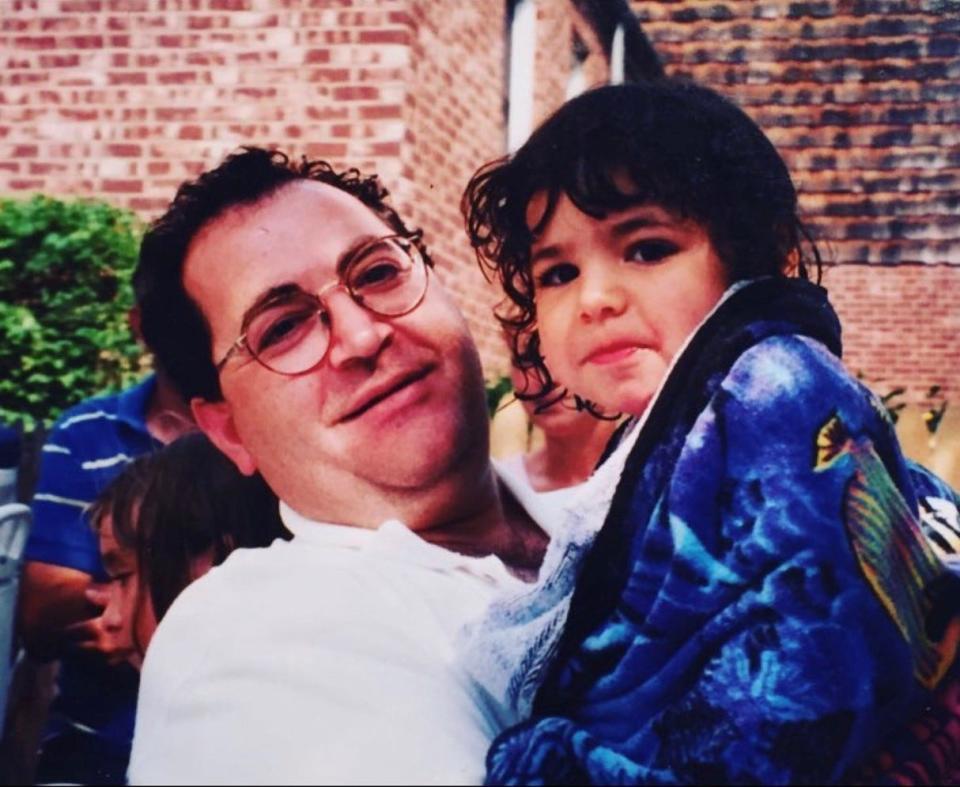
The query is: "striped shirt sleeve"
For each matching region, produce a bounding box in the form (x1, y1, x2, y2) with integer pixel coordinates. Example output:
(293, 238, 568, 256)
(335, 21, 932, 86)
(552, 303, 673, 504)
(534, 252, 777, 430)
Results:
(27, 420, 104, 576)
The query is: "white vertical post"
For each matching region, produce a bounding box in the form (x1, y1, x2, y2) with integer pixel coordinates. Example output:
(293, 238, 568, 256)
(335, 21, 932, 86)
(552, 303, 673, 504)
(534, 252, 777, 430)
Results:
(507, 0, 536, 153)
(610, 23, 625, 85)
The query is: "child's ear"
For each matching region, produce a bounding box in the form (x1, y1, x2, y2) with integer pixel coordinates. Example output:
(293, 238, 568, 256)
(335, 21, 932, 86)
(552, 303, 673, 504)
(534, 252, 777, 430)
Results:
(190, 398, 257, 476)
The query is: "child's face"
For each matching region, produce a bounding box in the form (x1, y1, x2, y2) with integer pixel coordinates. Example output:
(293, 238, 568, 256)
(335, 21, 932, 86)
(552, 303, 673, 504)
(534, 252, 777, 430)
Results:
(99, 514, 158, 670)
(528, 193, 728, 416)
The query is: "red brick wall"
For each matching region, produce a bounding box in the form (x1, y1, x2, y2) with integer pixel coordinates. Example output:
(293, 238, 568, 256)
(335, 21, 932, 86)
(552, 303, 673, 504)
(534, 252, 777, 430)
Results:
(625, 0, 960, 403)
(1, 1, 413, 213)
(825, 264, 959, 402)
(2, 0, 957, 400)
(392, 0, 508, 371)
(0, 0, 513, 375)
(530, 1, 574, 128)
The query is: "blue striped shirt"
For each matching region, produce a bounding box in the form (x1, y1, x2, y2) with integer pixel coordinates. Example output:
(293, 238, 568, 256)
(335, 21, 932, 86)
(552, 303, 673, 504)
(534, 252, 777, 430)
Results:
(27, 375, 160, 576)
(26, 374, 160, 753)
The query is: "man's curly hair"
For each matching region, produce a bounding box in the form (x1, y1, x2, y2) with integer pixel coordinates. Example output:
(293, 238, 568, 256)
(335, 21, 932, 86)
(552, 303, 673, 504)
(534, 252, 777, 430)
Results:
(134, 147, 430, 403)
(462, 79, 821, 409)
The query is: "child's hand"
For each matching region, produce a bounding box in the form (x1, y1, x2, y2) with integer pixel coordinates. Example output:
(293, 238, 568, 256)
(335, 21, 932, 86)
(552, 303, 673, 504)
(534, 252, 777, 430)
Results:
(83, 583, 110, 612)
(62, 583, 137, 667)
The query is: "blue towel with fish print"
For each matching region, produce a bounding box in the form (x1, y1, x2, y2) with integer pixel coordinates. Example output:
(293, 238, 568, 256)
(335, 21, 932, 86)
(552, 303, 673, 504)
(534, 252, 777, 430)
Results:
(485, 278, 960, 785)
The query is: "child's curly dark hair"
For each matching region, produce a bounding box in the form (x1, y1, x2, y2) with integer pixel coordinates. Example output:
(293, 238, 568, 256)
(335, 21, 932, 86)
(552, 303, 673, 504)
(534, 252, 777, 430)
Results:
(462, 79, 822, 408)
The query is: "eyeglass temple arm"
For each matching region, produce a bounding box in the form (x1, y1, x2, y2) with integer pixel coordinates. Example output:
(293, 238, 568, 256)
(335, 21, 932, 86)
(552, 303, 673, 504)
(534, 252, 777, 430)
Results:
(215, 334, 248, 372)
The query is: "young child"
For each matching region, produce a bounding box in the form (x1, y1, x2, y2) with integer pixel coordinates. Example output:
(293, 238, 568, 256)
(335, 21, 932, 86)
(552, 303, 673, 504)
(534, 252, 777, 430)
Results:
(462, 80, 960, 784)
(89, 432, 289, 668)
(494, 349, 620, 527)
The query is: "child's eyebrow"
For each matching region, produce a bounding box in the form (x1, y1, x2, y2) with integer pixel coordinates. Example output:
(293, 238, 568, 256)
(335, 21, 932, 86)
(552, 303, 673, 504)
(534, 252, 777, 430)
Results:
(530, 210, 675, 266)
(610, 215, 667, 237)
(530, 244, 563, 266)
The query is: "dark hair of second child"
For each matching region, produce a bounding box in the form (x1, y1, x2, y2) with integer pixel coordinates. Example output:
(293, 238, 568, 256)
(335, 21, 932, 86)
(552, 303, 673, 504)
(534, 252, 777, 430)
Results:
(91, 432, 290, 652)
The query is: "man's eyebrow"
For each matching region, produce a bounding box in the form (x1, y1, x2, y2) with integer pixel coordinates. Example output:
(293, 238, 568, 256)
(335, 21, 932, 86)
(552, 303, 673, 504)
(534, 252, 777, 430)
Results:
(335, 233, 384, 277)
(239, 232, 388, 327)
(240, 283, 305, 329)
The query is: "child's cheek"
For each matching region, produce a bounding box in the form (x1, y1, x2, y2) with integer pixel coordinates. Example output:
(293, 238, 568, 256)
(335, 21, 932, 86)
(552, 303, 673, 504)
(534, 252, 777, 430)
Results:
(536, 313, 574, 381)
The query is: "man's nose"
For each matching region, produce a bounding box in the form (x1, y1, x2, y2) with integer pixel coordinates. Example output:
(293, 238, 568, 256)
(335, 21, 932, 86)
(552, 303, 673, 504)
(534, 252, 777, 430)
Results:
(578, 266, 628, 324)
(324, 288, 393, 368)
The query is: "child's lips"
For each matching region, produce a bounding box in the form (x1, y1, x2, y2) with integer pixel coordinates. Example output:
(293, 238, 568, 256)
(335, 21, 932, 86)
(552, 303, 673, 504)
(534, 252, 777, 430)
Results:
(582, 341, 646, 366)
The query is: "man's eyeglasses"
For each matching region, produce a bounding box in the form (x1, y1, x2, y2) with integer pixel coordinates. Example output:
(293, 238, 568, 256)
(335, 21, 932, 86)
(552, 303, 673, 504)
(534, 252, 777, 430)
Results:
(215, 234, 429, 376)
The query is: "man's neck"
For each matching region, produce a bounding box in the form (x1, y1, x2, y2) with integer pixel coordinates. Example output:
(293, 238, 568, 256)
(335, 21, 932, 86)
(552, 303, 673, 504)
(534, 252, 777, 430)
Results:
(412, 461, 548, 579)
(290, 455, 548, 579)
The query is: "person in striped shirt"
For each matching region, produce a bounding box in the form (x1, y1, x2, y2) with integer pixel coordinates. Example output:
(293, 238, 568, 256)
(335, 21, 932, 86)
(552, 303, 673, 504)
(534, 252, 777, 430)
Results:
(19, 361, 192, 785)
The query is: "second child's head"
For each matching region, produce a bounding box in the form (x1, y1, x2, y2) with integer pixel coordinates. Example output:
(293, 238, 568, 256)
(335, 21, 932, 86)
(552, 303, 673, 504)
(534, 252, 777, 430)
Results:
(464, 80, 819, 417)
(90, 432, 288, 668)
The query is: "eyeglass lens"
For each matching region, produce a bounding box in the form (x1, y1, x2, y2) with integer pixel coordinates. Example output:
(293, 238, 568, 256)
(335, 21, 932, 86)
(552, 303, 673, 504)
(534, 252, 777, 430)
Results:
(244, 236, 427, 375)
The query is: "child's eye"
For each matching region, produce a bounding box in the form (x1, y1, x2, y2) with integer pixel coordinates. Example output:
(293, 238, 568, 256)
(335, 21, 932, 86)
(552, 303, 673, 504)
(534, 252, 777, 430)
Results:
(625, 240, 679, 264)
(535, 262, 579, 288)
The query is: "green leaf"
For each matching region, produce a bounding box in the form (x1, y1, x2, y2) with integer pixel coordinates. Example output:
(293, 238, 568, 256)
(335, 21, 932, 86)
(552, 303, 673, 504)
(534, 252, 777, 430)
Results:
(485, 375, 513, 419)
(0, 195, 148, 424)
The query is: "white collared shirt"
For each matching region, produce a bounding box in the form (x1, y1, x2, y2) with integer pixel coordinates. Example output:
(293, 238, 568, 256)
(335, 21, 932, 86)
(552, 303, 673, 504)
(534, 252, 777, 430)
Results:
(129, 503, 526, 786)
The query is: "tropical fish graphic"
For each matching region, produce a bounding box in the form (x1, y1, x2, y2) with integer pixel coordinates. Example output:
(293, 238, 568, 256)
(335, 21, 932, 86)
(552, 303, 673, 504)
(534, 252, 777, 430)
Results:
(815, 413, 960, 689)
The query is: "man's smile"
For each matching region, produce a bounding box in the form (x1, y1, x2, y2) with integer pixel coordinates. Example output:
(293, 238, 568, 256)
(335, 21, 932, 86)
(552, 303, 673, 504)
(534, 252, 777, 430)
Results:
(335, 364, 436, 424)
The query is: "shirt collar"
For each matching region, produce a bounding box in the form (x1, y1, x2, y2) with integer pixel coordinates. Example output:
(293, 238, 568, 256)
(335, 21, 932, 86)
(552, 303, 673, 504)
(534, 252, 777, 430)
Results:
(115, 374, 157, 430)
(278, 501, 520, 586)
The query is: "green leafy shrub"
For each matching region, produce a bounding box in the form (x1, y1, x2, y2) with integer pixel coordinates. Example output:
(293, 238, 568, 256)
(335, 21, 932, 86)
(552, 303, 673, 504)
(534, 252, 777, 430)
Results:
(0, 195, 146, 429)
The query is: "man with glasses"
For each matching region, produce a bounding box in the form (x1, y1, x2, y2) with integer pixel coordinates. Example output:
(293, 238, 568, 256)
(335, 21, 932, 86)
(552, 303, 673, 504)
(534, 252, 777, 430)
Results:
(126, 148, 549, 784)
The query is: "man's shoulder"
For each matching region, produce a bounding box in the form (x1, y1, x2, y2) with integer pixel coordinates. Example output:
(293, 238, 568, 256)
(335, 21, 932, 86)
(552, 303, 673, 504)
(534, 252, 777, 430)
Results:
(139, 534, 418, 691)
(50, 390, 125, 428)
(160, 541, 296, 616)
(151, 536, 363, 638)
(140, 546, 289, 675)
(47, 375, 155, 439)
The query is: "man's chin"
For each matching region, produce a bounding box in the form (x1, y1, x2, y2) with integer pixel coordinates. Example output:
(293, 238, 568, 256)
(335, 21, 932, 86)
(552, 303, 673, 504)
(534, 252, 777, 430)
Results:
(361, 412, 484, 491)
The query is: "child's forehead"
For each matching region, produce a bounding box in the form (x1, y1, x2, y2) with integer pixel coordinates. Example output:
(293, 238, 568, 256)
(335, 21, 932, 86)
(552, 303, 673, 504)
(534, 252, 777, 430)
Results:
(99, 516, 133, 556)
(526, 191, 690, 239)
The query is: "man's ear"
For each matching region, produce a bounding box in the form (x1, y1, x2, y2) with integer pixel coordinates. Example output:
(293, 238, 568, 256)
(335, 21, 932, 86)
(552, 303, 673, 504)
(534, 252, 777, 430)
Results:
(190, 397, 258, 476)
